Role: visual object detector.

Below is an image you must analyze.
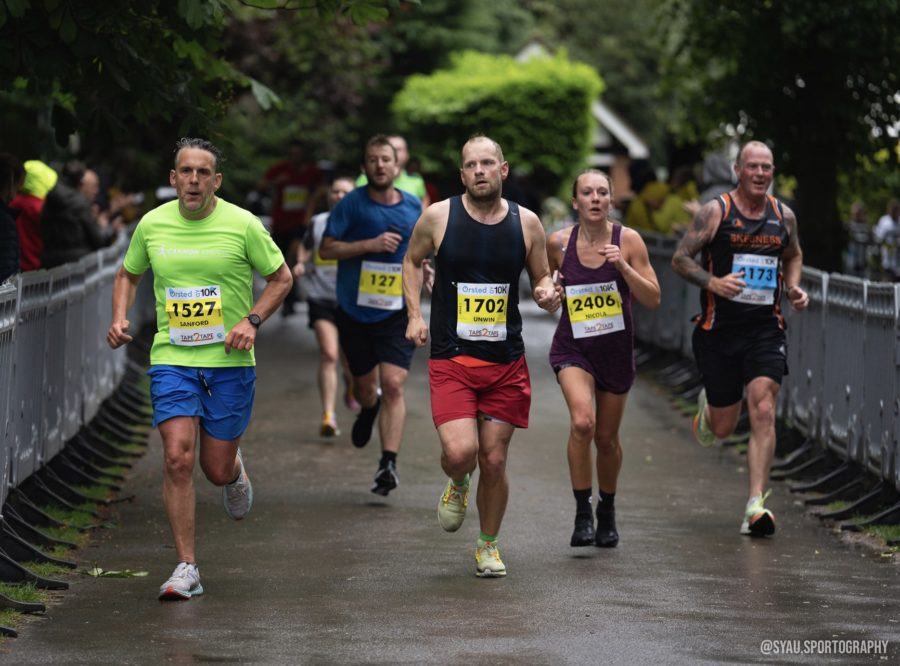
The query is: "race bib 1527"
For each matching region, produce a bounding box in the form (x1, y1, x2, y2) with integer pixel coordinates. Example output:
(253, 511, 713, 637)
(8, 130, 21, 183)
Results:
(166, 285, 225, 346)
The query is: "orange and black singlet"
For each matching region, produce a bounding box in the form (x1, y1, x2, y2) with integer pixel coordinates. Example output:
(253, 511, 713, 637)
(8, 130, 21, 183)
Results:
(696, 192, 790, 331)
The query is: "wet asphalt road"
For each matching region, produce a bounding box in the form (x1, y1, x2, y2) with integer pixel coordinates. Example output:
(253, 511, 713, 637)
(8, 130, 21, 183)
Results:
(5, 302, 899, 665)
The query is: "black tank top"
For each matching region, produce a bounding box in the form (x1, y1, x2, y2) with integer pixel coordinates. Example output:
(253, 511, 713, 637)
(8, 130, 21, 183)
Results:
(697, 192, 790, 330)
(430, 196, 526, 362)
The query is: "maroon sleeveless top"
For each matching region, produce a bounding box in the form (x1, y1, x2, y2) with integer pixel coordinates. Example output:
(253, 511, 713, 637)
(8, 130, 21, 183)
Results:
(548, 223, 635, 393)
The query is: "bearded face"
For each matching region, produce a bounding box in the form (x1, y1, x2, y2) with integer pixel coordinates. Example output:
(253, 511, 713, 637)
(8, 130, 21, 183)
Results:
(460, 139, 508, 203)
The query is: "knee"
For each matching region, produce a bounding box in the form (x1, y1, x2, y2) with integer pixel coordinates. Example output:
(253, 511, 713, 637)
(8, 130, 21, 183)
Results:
(594, 432, 619, 455)
(353, 378, 379, 404)
(570, 413, 596, 442)
(750, 397, 776, 428)
(319, 347, 338, 365)
(380, 377, 405, 403)
(442, 447, 475, 475)
(478, 450, 507, 480)
(201, 458, 237, 486)
(163, 448, 194, 483)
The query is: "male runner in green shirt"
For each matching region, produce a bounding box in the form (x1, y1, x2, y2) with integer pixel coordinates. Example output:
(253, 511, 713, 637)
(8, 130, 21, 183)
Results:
(107, 138, 292, 600)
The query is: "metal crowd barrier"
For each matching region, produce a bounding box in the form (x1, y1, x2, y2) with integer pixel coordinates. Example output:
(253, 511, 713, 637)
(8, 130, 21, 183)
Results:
(639, 232, 900, 495)
(12, 271, 50, 493)
(0, 237, 143, 507)
(0, 285, 17, 507)
(783, 269, 828, 441)
(863, 283, 898, 483)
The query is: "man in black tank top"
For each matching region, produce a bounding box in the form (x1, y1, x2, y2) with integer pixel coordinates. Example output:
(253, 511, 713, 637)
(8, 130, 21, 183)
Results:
(672, 141, 809, 538)
(402, 135, 560, 577)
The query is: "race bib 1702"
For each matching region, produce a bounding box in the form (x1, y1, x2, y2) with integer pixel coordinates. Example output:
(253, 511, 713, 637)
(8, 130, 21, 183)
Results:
(456, 282, 509, 342)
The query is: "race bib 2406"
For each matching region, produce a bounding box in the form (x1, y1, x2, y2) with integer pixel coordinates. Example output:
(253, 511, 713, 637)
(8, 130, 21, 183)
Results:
(565, 281, 624, 339)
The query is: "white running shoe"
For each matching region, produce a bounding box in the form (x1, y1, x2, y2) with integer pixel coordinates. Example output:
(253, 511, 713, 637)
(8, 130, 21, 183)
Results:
(158, 562, 203, 600)
(474, 539, 507, 578)
(224, 448, 253, 520)
(740, 490, 776, 537)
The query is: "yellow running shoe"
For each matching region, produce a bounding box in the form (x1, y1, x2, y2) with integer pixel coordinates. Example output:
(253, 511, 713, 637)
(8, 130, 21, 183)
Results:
(692, 388, 716, 448)
(475, 539, 507, 578)
(437, 475, 469, 532)
(320, 411, 339, 437)
(740, 489, 775, 537)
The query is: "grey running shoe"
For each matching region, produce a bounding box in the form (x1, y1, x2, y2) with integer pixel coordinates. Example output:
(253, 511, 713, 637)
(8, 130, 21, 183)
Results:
(158, 562, 203, 600)
(223, 448, 253, 520)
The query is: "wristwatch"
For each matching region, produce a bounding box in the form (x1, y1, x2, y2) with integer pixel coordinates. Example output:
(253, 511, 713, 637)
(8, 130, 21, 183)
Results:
(246, 313, 262, 328)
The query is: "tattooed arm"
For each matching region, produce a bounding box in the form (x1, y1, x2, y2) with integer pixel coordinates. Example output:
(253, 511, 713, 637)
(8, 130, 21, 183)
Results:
(671, 200, 745, 299)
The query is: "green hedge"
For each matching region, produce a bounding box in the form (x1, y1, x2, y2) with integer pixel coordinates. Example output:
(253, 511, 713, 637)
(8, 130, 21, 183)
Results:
(392, 50, 603, 199)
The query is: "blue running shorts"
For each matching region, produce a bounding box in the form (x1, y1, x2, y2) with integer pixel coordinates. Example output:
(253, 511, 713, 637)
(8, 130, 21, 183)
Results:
(147, 365, 256, 441)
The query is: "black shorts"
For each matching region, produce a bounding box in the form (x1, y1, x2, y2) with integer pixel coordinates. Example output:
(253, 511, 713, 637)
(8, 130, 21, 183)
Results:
(307, 298, 337, 329)
(692, 324, 788, 407)
(335, 308, 416, 377)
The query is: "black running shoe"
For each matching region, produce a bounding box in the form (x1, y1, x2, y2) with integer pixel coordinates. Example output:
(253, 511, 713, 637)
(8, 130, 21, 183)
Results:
(595, 510, 619, 548)
(351, 397, 381, 448)
(371, 460, 398, 496)
(570, 513, 595, 547)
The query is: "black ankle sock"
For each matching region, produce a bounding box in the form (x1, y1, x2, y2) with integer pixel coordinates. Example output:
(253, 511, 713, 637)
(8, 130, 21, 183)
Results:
(379, 451, 397, 466)
(573, 487, 592, 516)
(597, 489, 616, 514)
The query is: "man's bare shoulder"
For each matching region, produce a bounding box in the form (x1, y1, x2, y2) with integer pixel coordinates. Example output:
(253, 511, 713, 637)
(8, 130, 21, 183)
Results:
(516, 204, 544, 235)
(418, 199, 450, 232)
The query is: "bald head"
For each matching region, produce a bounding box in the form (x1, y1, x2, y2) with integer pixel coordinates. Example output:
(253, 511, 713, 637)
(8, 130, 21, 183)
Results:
(737, 141, 773, 167)
(461, 135, 505, 165)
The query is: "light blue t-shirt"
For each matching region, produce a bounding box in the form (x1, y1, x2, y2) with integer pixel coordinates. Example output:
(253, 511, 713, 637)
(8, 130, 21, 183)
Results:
(323, 187, 420, 323)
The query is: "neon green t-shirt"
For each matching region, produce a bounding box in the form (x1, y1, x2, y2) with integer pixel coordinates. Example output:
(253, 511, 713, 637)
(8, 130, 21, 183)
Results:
(123, 199, 284, 367)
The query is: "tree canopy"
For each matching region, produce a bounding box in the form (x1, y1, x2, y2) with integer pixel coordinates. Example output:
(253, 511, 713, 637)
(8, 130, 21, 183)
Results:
(4, 0, 898, 273)
(659, 0, 900, 270)
(393, 50, 603, 199)
(0, 0, 413, 179)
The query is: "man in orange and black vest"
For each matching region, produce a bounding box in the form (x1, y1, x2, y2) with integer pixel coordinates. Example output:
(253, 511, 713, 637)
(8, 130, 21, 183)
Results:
(671, 140, 809, 538)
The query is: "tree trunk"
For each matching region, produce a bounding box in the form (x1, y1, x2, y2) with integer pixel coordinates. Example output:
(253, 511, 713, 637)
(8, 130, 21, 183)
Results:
(791, 149, 844, 273)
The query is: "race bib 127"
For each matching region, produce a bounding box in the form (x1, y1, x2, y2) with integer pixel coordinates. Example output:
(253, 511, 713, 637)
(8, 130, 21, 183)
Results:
(357, 260, 403, 310)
